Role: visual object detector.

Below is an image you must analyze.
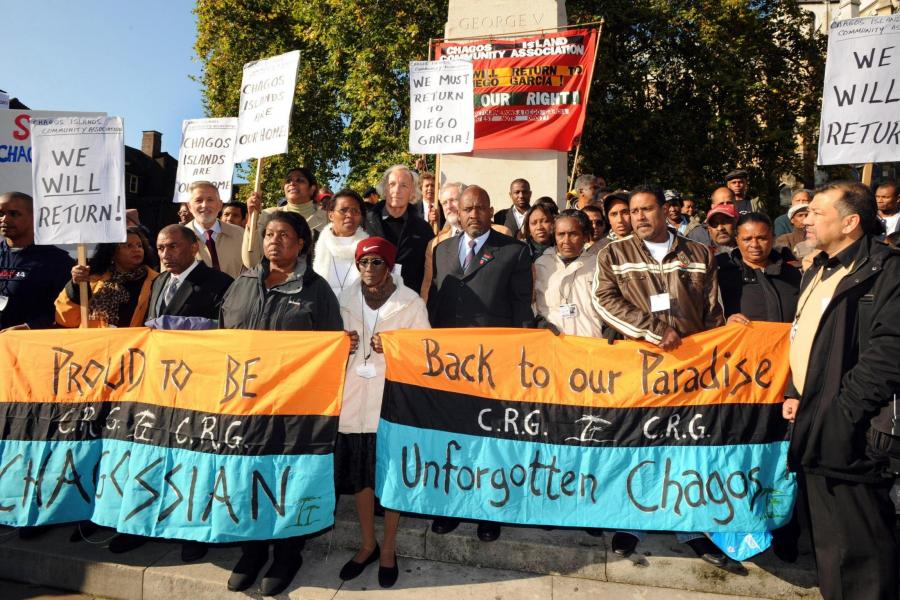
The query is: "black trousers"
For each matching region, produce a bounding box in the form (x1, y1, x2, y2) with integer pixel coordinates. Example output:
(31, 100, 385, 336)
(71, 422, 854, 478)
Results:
(803, 471, 898, 600)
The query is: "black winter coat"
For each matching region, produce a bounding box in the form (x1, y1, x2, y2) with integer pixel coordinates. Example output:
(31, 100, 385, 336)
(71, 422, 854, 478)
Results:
(716, 248, 801, 323)
(787, 236, 900, 482)
(363, 201, 434, 295)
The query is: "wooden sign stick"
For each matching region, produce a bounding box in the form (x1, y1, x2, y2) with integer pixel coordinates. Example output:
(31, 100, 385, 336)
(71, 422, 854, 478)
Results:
(247, 156, 265, 253)
(861, 162, 874, 187)
(77, 244, 89, 329)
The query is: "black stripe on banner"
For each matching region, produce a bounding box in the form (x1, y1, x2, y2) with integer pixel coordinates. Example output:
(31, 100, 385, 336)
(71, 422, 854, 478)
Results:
(381, 381, 788, 448)
(0, 401, 336, 456)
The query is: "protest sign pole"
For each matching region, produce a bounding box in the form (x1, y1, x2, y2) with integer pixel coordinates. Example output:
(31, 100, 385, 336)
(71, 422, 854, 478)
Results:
(76, 245, 89, 328)
(247, 156, 264, 253)
(568, 20, 603, 191)
(433, 153, 442, 234)
(861, 163, 874, 186)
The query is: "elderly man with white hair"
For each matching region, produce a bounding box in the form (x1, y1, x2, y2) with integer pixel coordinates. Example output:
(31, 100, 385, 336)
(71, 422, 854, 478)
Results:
(363, 164, 434, 293)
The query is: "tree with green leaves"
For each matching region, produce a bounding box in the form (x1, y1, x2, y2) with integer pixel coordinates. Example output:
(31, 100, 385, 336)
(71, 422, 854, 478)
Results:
(195, 0, 824, 211)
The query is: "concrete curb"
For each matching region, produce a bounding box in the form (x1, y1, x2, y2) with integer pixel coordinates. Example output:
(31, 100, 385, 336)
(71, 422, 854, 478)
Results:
(0, 496, 822, 599)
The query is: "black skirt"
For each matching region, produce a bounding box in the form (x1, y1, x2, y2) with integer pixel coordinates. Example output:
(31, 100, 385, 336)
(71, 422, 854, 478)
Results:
(334, 432, 377, 495)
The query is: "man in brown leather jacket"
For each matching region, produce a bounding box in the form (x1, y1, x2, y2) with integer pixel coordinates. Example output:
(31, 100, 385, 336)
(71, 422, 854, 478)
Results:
(591, 184, 728, 566)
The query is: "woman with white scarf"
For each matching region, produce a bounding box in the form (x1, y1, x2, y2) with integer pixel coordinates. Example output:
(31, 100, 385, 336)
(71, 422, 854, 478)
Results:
(312, 189, 369, 299)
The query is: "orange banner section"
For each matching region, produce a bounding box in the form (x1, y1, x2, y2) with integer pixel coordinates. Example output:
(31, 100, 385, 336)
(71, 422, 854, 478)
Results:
(382, 322, 790, 408)
(0, 328, 350, 417)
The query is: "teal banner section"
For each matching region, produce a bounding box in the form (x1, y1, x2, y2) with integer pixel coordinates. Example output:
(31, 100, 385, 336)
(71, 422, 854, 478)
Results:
(375, 420, 795, 533)
(0, 439, 334, 542)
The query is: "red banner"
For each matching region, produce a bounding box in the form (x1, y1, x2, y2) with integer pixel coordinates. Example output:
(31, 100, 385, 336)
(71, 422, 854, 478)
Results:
(434, 28, 598, 152)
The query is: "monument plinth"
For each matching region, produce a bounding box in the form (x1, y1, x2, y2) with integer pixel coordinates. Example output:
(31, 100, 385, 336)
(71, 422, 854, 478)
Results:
(440, 0, 569, 208)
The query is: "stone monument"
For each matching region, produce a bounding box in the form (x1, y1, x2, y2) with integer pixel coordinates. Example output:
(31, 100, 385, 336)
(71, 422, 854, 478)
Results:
(440, 0, 569, 208)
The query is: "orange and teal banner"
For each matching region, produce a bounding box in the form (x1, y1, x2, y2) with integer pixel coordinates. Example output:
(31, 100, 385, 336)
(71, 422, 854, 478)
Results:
(0, 328, 349, 542)
(376, 323, 796, 558)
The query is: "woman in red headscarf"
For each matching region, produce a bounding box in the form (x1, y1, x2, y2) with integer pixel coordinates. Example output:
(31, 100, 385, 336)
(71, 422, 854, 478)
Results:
(335, 237, 430, 588)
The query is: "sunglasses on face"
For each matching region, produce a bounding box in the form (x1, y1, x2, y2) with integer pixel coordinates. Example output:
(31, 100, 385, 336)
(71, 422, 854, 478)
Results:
(357, 258, 386, 268)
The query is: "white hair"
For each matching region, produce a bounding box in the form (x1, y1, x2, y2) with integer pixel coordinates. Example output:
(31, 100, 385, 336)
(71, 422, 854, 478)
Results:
(378, 165, 421, 203)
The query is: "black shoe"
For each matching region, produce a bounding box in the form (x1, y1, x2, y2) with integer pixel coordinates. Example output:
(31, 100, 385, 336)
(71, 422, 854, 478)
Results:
(772, 538, 798, 563)
(611, 532, 639, 557)
(181, 541, 208, 562)
(259, 551, 303, 596)
(69, 521, 99, 542)
(339, 544, 380, 581)
(378, 554, 399, 588)
(686, 537, 727, 567)
(108, 533, 147, 554)
(18, 525, 52, 540)
(431, 517, 459, 535)
(476, 522, 500, 542)
(227, 544, 268, 592)
(585, 528, 604, 538)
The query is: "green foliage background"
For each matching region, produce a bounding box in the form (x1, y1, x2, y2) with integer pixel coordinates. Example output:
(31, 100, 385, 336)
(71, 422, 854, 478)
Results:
(194, 0, 825, 210)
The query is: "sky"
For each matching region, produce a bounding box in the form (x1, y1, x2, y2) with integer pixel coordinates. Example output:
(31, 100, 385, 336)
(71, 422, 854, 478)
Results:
(4, 1, 203, 157)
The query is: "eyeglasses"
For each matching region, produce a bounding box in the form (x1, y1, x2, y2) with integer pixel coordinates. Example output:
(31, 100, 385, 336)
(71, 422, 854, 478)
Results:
(334, 207, 362, 216)
(357, 258, 386, 268)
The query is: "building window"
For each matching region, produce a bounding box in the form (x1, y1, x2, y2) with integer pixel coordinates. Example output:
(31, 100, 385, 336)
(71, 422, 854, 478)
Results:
(128, 174, 139, 194)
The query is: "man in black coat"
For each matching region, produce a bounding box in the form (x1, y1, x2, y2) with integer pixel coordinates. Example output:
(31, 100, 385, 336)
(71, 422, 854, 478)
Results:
(428, 185, 534, 329)
(501, 178, 532, 239)
(148, 225, 233, 322)
(785, 181, 899, 600)
(364, 165, 434, 293)
(110, 224, 232, 561)
(427, 185, 533, 543)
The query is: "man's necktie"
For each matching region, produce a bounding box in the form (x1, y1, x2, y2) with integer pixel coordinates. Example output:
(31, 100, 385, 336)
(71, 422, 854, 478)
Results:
(463, 239, 476, 272)
(162, 278, 179, 312)
(205, 230, 221, 271)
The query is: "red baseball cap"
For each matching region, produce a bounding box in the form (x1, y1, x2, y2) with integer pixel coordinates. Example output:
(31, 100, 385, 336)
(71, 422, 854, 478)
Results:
(706, 204, 738, 222)
(355, 237, 397, 270)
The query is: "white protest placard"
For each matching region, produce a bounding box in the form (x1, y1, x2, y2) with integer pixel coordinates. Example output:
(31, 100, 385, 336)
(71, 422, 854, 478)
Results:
(30, 116, 126, 245)
(234, 50, 300, 162)
(409, 60, 474, 154)
(173, 117, 238, 203)
(818, 14, 900, 165)
(0, 110, 105, 195)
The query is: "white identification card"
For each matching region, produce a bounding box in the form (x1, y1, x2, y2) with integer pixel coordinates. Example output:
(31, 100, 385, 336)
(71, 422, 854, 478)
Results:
(650, 293, 671, 312)
(0, 295, 8, 311)
(821, 297, 831, 314)
(356, 363, 377, 379)
(559, 303, 578, 318)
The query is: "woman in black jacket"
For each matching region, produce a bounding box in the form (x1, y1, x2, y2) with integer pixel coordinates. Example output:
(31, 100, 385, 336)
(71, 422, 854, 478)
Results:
(220, 211, 342, 596)
(716, 213, 801, 324)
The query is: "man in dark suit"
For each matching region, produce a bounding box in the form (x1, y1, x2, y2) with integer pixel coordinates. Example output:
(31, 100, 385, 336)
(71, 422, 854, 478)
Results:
(148, 225, 233, 322)
(107, 224, 232, 561)
(502, 178, 532, 239)
(427, 185, 534, 542)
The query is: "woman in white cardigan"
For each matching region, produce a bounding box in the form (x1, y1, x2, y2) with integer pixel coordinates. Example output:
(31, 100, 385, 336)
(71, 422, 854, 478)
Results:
(336, 237, 430, 588)
(312, 189, 369, 299)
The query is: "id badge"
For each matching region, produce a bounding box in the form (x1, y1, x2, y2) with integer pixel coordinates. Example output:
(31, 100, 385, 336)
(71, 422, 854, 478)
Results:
(650, 293, 671, 312)
(558, 303, 578, 318)
(356, 363, 377, 379)
(0, 295, 7, 311)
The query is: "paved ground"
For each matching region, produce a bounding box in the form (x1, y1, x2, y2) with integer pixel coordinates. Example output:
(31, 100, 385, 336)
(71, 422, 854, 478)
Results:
(1, 579, 96, 599)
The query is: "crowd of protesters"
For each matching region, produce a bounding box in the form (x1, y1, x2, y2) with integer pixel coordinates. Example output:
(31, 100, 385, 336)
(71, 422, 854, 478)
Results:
(1, 165, 898, 600)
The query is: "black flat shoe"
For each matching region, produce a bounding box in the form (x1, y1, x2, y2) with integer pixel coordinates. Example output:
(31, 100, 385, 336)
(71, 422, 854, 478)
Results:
(431, 517, 459, 535)
(611, 532, 639, 557)
(260, 553, 303, 596)
(18, 525, 52, 540)
(109, 533, 147, 554)
(686, 537, 727, 568)
(69, 521, 99, 542)
(339, 544, 380, 581)
(476, 522, 501, 542)
(181, 541, 208, 562)
(227, 545, 268, 592)
(378, 554, 399, 588)
(585, 528, 604, 538)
